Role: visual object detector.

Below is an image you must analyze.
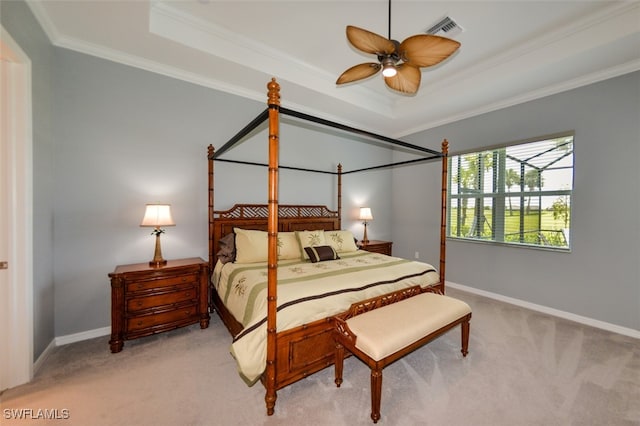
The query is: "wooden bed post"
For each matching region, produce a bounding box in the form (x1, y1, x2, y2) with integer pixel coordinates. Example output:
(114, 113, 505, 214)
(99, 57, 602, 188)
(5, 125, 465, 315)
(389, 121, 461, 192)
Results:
(439, 139, 449, 291)
(337, 163, 342, 229)
(265, 78, 280, 416)
(207, 145, 215, 274)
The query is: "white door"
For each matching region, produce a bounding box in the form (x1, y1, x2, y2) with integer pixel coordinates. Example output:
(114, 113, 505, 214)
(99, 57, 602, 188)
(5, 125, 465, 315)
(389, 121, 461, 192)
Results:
(0, 26, 33, 391)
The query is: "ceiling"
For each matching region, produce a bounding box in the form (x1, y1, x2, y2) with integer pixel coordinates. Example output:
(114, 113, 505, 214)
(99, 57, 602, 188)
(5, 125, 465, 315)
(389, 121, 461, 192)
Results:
(28, 1, 640, 137)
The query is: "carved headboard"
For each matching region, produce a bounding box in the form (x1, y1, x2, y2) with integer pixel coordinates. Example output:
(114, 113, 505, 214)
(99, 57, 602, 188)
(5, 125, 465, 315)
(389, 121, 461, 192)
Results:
(209, 203, 340, 269)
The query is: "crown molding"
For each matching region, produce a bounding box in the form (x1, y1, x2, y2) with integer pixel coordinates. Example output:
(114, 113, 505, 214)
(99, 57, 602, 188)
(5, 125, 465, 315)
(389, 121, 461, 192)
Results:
(399, 59, 640, 137)
(26, 0, 61, 44)
(411, 2, 639, 101)
(149, 0, 394, 116)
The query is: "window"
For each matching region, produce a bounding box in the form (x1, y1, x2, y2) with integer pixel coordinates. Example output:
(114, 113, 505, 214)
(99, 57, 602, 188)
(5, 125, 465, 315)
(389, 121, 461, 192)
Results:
(448, 133, 574, 250)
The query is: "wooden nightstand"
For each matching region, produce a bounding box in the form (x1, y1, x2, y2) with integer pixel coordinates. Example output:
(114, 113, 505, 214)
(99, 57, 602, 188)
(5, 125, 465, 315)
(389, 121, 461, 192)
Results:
(358, 240, 393, 256)
(108, 257, 210, 353)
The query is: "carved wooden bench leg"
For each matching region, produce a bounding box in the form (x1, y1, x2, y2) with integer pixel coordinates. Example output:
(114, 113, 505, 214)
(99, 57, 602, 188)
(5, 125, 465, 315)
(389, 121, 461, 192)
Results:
(370, 367, 382, 423)
(335, 341, 344, 388)
(461, 319, 470, 357)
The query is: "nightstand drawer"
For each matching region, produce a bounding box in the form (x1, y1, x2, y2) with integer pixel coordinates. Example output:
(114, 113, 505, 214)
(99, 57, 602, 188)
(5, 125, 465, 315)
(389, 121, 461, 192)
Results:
(363, 245, 388, 254)
(358, 240, 393, 256)
(126, 273, 198, 293)
(127, 305, 197, 332)
(127, 288, 197, 312)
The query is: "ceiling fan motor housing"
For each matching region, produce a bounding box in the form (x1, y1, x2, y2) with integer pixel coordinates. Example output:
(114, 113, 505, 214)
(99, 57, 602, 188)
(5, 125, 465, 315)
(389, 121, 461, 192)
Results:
(378, 53, 399, 65)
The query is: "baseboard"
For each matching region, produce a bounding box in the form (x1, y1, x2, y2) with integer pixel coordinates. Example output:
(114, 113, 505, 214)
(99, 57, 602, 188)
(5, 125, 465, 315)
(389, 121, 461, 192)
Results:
(446, 281, 640, 339)
(37, 286, 640, 358)
(30, 327, 110, 378)
(33, 339, 56, 376)
(55, 326, 111, 346)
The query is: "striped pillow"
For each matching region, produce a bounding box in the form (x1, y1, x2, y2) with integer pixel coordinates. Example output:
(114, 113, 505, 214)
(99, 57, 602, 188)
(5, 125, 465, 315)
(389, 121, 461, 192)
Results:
(303, 245, 340, 263)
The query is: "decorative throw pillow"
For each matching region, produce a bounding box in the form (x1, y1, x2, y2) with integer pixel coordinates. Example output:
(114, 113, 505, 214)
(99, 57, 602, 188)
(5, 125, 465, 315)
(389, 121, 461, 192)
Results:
(324, 230, 359, 253)
(296, 230, 327, 259)
(304, 245, 340, 263)
(216, 232, 236, 264)
(277, 232, 302, 260)
(233, 228, 268, 263)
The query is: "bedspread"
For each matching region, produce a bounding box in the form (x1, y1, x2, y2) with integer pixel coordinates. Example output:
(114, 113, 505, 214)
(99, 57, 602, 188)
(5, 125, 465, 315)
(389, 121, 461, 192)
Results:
(212, 251, 439, 384)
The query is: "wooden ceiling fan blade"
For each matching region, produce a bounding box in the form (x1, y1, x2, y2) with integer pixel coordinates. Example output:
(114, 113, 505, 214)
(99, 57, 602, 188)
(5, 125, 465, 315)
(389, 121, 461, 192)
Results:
(399, 34, 461, 68)
(336, 63, 382, 85)
(346, 26, 396, 55)
(384, 64, 421, 94)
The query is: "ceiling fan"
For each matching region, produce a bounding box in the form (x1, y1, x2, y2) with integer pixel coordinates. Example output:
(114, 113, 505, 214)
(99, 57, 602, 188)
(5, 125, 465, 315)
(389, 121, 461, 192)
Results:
(336, 0, 461, 94)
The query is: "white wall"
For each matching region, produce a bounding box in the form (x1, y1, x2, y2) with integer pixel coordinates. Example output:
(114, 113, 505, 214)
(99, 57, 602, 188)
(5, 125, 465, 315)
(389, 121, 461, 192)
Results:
(394, 71, 640, 331)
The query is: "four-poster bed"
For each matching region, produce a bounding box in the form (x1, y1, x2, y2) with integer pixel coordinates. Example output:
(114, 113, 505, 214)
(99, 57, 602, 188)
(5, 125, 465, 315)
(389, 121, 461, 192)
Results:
(207, 78, 449, 415)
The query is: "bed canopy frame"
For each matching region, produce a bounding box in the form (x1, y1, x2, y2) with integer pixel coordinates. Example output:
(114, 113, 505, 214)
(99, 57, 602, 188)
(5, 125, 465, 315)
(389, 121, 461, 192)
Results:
(208, 78, 449, 415)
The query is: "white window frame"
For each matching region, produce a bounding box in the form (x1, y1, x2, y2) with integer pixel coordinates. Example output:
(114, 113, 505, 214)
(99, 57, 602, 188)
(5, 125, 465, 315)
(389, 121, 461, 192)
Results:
(447, 132, 574, 251)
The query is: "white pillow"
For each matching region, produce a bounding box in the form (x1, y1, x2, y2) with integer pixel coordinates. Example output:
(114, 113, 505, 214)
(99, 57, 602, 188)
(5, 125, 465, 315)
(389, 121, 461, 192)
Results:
(233, 228, 267, 263)
(277, 232, 302, 260)
(324, 230, 359, 253)
(296, 230, 327, 259)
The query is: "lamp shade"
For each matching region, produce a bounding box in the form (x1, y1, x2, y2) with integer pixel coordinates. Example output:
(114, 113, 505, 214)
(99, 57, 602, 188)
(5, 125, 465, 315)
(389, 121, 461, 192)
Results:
(140, 204, 175, 228)
(359, 207, 373, 221)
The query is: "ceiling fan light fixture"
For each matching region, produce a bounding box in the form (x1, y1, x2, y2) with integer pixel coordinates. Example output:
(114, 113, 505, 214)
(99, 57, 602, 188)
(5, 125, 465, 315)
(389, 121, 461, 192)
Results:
(381, 58, 397, 77)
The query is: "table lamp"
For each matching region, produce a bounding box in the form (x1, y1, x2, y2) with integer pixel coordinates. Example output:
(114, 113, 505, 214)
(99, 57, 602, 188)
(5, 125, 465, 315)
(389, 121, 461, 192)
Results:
(140, 203, 175, 267)
(359, 207, 373, 244)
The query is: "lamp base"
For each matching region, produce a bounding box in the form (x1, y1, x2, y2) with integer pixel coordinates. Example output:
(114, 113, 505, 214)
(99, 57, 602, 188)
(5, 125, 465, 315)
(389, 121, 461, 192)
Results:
(361, 222, 369, 245)
(149, 233, 167, 268)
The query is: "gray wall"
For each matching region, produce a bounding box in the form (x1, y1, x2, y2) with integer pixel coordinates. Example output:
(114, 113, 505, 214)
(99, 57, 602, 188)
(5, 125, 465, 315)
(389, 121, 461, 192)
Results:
(1, 0, 56, 360)
(51, 49, 392, 337)
(3, 0, 392, 342)
(394, 71, 640, 331)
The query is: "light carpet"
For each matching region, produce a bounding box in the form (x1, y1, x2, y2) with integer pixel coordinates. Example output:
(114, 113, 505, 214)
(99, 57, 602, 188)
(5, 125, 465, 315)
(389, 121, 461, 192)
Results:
(1, 288, 639, 425)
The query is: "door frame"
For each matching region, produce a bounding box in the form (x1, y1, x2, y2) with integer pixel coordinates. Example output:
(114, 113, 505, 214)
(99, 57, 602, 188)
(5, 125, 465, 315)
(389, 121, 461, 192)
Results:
(0, 25, 34, 391)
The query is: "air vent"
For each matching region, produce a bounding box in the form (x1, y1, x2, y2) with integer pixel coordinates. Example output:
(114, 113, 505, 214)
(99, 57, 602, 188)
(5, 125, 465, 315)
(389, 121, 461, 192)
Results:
(426, 16, 463, 38)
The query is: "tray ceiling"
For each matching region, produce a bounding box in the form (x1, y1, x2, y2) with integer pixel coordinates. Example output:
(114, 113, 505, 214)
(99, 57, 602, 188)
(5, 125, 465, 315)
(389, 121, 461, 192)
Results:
(28, 1, 640, 136)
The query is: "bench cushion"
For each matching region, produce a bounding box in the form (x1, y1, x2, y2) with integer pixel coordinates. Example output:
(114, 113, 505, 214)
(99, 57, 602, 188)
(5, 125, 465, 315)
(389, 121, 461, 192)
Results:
(345, 293, 471, 361)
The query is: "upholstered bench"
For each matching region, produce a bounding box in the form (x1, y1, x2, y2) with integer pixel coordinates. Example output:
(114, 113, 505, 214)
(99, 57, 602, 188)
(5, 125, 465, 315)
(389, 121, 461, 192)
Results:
(333, 286, 472, 423)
